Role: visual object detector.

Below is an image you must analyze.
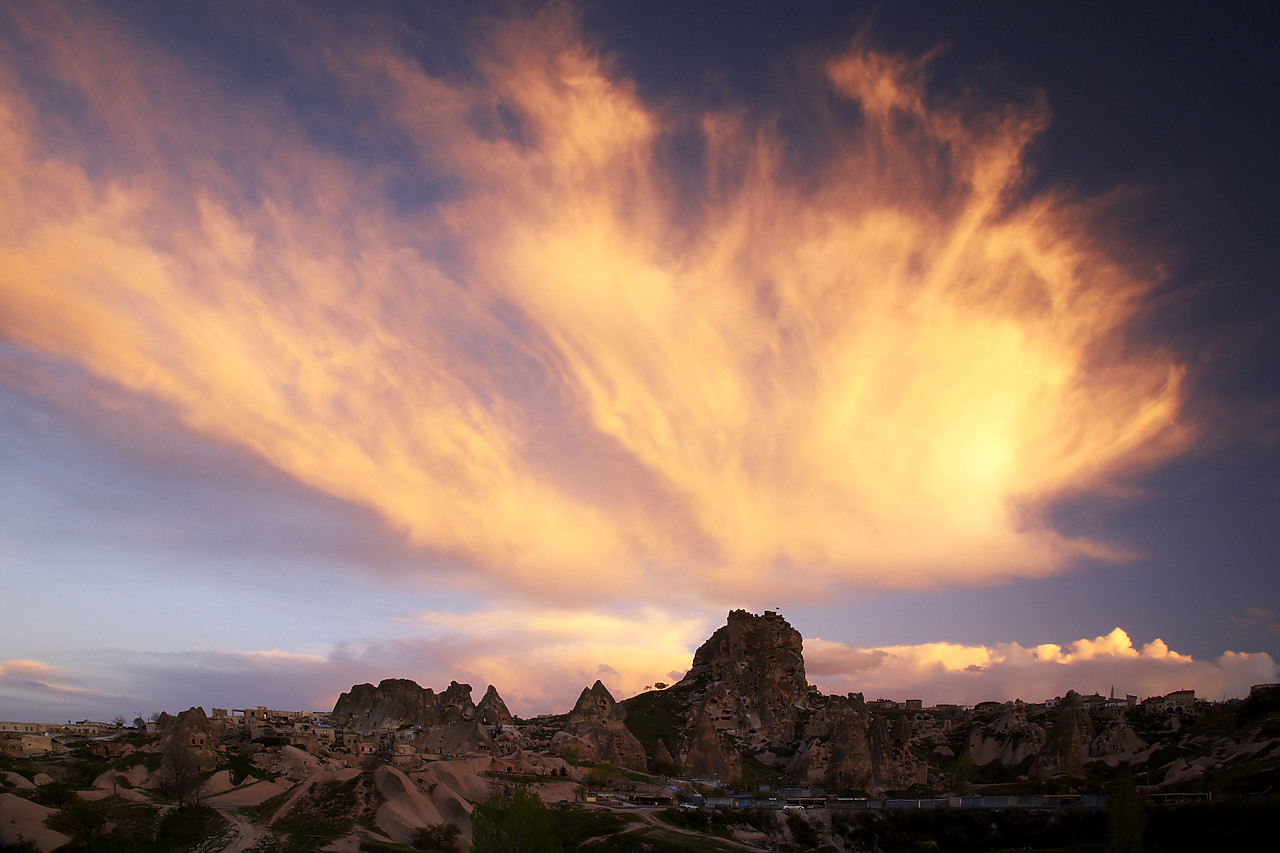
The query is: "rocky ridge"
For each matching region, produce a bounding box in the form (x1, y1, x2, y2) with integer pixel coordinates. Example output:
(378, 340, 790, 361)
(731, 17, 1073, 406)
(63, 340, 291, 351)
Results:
(319, 611, 1270, 797)
(5, 612, 1278, 853)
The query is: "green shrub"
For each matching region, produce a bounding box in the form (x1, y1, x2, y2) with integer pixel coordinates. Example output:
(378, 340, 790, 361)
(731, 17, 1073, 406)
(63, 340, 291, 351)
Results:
(471, 785, 563, 853)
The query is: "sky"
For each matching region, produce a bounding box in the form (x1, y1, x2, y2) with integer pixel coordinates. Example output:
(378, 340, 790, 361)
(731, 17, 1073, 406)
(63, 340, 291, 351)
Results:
(2, 1, 1278, 723)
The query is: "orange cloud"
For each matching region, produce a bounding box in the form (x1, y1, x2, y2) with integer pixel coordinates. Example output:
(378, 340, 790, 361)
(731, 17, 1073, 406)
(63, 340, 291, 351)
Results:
(807, 630, 1277, 704)
(402, 606, 712, 712)
(0, 658, 94, 700)
(0, 5, 1188, 600)
(0, 659, 65, 681)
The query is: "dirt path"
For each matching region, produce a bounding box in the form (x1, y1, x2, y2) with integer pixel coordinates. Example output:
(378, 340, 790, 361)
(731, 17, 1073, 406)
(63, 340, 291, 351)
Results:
(624, 808, 772, 851)
(210, 807, 264, 853)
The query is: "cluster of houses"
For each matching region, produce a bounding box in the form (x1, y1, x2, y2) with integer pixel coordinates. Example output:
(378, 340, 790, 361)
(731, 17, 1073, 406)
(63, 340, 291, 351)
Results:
(863, 687, 1204, 719)
(4, 684, 1259, 764)
(584, 786, 1131, 812)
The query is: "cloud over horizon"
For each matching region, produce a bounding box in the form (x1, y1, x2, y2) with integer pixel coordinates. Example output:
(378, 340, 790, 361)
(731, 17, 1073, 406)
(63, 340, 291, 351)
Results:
(807, 628, 1278, 706)
(0, 3, 1190, 607)
(4, 619, 1275, 724)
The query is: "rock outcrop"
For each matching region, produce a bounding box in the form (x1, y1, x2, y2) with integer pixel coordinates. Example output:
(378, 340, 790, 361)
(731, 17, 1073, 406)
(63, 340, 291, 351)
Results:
(964, 709, 1048, 768)
(1031, 692, 1096, 779)
(1093, 722, 1148, 765)
(788, 702, 874, 790)
(477, 685, 515, 727)
(678, 711, 742, 781)
(551, 680, 647, 770)
(333, 679, 490, 733)
(788, 695, 926, 792)
(681, 610, 810, 747)
(155, 707, 221, 771)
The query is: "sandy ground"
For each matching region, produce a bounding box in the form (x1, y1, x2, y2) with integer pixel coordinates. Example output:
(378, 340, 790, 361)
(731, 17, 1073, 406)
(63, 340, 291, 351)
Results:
(0, 792, 73, 853)
(205, 777, 294, 808)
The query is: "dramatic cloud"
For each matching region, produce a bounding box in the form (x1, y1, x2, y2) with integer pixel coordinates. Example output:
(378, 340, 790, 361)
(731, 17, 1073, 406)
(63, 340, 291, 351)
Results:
(0, 3, 1188, 604)
(400, 606, 713, 711)
(11, 620, 1276, 724)
(807, 629, 1278, 705)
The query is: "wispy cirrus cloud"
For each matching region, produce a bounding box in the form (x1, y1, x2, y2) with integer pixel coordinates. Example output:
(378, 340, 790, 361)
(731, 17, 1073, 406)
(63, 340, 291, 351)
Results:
(0, 3, 1188, 606)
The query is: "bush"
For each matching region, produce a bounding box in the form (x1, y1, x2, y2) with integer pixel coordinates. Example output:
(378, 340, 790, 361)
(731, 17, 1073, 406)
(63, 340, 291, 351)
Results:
(44, 798, 106, 847)
(412, 822, 462, 852)
(30, 782, 74, 808)
(785, 811, 821, 849)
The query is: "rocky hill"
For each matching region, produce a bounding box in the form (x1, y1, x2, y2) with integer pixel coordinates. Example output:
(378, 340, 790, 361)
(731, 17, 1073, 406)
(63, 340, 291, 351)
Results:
(318, 610, 1279, 800)
(4, 611, 1277, 852)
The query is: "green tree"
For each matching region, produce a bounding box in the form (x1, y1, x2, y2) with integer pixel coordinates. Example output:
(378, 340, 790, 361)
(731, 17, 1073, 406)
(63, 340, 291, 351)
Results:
(1107, 769, 1146, 853)
(471, 785, 563, 853)
(947, 757, 978, 795)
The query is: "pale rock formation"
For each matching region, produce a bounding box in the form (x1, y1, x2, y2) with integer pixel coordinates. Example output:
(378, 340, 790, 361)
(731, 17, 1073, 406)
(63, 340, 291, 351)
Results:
(2, 772, 34, 789)
(0, 793, 72, 853)
(374, 764, 471, 844)
(92, 762, 150, 792)
(1093, 722, 1148, 764)
(204, 777, 293, 807)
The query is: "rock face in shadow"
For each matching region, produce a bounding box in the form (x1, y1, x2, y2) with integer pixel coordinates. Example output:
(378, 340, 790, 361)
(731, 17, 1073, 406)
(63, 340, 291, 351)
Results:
(682, 609, 810, 748)
(650, 739, 676, 773)
(476, 685, 514, 727)
(155, 707, 221, 771)
(327, 610, 1215, 797)
(787, 696, 925, 792)
(333, 679, 492, 733)
(551, 680, 648, 770)
(788, 702, 873, 790)
(1031, 691, 1096, 779)
(964, 708, 1048, 768)
(678, 711, 742, 781)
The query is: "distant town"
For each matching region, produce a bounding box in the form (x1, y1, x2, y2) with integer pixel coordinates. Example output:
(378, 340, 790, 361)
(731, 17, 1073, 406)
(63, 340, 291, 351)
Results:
(0, 684, 1236, 761)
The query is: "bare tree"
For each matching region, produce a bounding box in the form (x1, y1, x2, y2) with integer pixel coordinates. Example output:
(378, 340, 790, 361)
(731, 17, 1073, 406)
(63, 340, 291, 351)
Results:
(157, 739, 207, 807)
